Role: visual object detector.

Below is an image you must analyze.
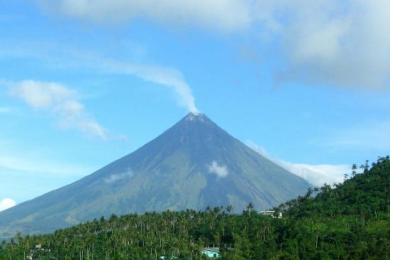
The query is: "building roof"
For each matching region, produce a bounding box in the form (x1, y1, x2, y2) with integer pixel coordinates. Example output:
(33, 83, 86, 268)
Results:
(202, 247, 220, 253)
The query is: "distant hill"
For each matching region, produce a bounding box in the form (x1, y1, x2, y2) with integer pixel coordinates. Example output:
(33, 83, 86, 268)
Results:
(0, 157, 389, 260)
(0, 113, 310, 239)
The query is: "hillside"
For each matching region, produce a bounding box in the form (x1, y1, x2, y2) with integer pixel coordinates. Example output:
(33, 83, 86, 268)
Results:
(0, 157, 389, 260)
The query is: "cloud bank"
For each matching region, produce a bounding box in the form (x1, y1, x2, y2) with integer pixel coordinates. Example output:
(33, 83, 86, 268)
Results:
(277, 161, 351, 187)
(7, 80, 108, 139)
(270, 0, 390, 91)
(39, 0, 389, 91)
(0, 198, 16, 212)
(208, 161, 229, 178)
(246, 140, 350, 186)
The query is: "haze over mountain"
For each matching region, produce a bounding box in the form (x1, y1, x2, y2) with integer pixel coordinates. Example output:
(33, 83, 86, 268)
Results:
(0, 113, 310, 239)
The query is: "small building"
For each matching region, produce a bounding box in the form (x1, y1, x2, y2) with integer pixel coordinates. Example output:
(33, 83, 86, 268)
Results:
(258, 210, 282, 218)
(201, 247, 221, 259)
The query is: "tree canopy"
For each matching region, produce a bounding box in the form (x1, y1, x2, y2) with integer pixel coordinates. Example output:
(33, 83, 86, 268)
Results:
(0, 157, 389, 260)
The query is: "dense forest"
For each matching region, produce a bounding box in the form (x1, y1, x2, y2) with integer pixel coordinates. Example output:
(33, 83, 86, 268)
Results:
(0, 157, 389, 260)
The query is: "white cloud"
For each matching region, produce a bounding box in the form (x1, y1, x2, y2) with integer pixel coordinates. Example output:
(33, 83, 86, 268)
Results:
(277, 161, 351, 186)
(39, 0, 251, 32)
(104, 168, 134, 184)
(38, 0, 389, 91)
(7, 80, 108, 139)
(0, 198, 17, 212)
(245, 140, 271, 159)
(270, 0, 390, 91)
(208, 161, 229, 178)
(246, 140, 350, 186)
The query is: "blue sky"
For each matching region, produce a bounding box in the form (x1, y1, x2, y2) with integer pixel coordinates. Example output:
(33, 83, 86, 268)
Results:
(0, 0, 389, 209)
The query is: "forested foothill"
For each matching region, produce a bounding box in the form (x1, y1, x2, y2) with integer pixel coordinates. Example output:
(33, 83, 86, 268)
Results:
(0, 157, 389, 260)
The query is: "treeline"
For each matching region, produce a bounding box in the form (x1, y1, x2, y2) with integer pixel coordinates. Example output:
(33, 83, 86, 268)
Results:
(0, 157, 389, 260)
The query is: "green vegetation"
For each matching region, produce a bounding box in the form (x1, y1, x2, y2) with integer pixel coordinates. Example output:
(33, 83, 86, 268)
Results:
(0, 157, 389, 260)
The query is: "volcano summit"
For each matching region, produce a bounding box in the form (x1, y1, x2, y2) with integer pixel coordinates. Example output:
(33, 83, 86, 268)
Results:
(0, 113, 310, 238)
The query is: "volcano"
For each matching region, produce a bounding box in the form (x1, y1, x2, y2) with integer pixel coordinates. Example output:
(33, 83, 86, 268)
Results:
(0, 113, 310, 238)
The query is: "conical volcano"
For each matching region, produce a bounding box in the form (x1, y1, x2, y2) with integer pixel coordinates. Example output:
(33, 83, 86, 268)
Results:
(0, 113, 310, 238)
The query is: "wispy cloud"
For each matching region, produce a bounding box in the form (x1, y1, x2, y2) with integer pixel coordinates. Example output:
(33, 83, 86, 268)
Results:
(0, 152, 92, 176)
(245, 140, 271, 159)
(0, 42, 200, 115)
(37, 0, 389, 91)
(246, 140, 350, 186)
(321, 121, 390, 151)
(0, 140, 95, 202)
(6, 80, 108, 139)
(0, 198, 16, 212)
(0, 106, 13, 114)
(39, 0, 251, 32)
(208, 160, 229, 178)
(104, 168, 134, 184)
